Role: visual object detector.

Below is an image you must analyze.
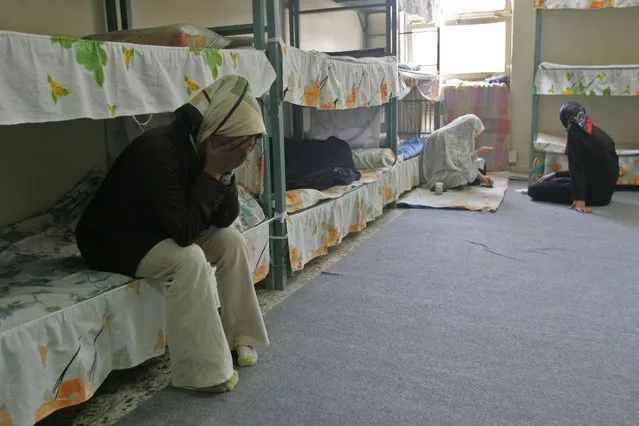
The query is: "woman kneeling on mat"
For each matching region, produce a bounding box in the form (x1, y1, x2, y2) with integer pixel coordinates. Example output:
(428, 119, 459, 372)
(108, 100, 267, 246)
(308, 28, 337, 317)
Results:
(528, 102, 619, 214)
(421, 114, 495, 190)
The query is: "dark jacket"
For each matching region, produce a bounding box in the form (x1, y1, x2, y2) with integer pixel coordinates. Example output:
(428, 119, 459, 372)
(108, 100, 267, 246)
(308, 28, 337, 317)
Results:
(566, 124, 619, 205)
(75, 123, 239, 277)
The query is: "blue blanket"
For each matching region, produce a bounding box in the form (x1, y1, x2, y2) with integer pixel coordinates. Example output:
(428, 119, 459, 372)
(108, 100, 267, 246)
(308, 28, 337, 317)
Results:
(397, 137, 426, 161)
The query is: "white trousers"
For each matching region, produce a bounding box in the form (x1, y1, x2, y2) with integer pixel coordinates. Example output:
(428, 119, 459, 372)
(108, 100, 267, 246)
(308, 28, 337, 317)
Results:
(135, 226, 269, 388)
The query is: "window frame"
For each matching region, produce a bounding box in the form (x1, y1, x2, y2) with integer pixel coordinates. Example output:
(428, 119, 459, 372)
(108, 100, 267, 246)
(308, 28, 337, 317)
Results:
(403, 0, 512, 80)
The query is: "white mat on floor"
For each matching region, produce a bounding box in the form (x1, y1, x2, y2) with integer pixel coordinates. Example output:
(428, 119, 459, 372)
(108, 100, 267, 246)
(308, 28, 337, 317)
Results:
(397, 177, 509, 212)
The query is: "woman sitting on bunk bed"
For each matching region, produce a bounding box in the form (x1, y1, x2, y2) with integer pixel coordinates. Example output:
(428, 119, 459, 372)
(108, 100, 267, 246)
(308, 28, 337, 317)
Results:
(76, 75, 268, 393)
(421, 114, 495, 190)
(528, 102, 619, 214)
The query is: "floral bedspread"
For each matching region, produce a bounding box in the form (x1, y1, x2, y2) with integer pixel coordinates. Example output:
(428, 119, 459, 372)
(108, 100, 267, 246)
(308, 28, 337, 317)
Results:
(0, 171, 270, 426)
(0, 30, 275, 126)
(281, 44, 404, 110)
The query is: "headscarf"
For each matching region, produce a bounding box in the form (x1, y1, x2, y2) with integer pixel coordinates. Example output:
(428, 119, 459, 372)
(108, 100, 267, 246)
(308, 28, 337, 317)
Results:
(175, 75, 266, 153)
(559, 102, 593, 156)
(559, 102, 593, 135)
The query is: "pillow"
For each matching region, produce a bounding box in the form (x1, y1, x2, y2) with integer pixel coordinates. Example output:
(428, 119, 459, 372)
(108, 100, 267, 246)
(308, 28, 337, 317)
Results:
(352, 148, 397, 170)
(85, 23, 230, 49)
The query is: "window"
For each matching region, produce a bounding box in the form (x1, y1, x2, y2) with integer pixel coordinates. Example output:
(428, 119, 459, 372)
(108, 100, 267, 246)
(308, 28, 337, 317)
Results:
(404, 0, 511, 77)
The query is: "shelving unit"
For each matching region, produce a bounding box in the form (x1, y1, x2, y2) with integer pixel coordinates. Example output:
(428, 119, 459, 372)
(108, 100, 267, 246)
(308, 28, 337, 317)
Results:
(529, 0, 639, 182)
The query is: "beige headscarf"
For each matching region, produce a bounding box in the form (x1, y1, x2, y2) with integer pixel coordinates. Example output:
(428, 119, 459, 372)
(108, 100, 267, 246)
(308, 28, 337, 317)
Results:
(185, 75, 266, 145)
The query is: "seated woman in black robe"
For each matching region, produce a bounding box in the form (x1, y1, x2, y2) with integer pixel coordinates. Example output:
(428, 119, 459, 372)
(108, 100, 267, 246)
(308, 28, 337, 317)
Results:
(528, 102, 619, 214)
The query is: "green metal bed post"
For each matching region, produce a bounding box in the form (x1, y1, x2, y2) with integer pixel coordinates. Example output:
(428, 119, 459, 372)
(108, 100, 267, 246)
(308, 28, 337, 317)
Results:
(385, 0, 399, 209)
(388, 0, 398, 156)
(290, 0, 304, 142)
(266, 0, 288, 290)
(529, 8, 543, 182)
(434, 26, 442, 130)
(252, 0, 277, 290)
(384, 0, 398, 155)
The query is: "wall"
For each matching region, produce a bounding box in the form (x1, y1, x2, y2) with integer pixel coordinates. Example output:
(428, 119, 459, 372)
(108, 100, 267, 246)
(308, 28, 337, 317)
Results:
(0, 0, 109, 226)
(367, 13, 387, 50)
(0, 0, 364, 226)
(510, 2, 639, 174)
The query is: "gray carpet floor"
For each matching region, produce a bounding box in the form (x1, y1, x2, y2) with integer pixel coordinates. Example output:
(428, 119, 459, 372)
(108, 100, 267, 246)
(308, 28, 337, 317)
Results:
(118, 184, 639, 426)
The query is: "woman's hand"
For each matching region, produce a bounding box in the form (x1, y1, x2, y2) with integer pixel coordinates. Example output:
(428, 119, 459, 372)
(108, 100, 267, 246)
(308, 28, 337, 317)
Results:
(204, 136, 257, 180)
(478, 173, 494, 187)
(536, 172, 555, 183)
(475, 146, 494, 157)
(571, 200, 592, 214)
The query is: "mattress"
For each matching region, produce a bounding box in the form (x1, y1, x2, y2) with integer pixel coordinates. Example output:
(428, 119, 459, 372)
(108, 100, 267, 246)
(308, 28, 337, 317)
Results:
(534, 62, 639, 97)
(534, 0, 639, 8)
(281, 44, 404, 110)
(287, 156, 420, 271)
(533, 133, 639, 186)
(0, 30, 275, 126)
(0, 175, 271, 426)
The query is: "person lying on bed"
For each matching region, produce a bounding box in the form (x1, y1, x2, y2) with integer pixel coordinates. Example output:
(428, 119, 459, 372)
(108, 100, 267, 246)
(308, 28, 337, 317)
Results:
(421, 114, 494, 190)
(528, 102, 619, 214)
(75, 75, 268, 393)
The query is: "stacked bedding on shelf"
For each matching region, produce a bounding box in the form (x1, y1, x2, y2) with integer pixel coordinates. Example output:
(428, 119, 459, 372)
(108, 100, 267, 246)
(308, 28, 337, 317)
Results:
(0, 27, 276, 426)
(533, 133, 639, 186)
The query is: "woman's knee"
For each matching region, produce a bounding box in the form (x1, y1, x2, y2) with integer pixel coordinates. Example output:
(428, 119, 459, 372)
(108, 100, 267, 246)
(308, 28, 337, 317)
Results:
(173, 244, 210, 272)
(198, 227, 248, 264)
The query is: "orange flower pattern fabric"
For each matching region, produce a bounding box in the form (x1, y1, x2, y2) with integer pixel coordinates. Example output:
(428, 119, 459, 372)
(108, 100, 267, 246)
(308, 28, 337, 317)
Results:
(287, 157, 420, 271)
(281, 44, 403, 110)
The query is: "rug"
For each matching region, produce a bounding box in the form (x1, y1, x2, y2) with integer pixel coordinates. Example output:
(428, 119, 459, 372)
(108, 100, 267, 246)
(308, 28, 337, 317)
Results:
(396, 176, 509, 212)
(116, 184, 639, 426)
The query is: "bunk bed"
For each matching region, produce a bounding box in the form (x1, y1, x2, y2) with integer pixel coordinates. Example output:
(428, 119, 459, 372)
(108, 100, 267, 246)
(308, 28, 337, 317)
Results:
(280, 0, 431, 273)
(395, 25, 442, 165)
(530, 0, 639, 186)
(0, 4, 283, 423)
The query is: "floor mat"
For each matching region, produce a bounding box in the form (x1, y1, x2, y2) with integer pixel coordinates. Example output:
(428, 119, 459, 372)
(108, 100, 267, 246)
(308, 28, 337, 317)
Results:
(397, 176, 508, 212)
